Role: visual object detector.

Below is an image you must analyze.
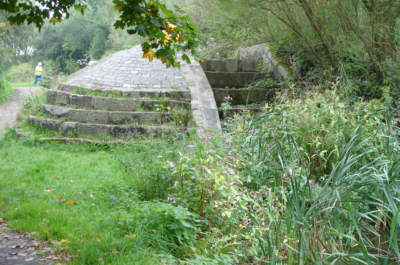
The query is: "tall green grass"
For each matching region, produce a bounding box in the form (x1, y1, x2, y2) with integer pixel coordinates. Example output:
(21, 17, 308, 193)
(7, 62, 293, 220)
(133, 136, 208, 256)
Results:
(223, 90, 400, 264)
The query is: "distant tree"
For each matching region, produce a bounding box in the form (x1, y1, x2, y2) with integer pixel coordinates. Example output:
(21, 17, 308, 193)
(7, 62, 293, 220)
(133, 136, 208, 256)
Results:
(0, 0, 198, 67)
(0, 11, 35, 71)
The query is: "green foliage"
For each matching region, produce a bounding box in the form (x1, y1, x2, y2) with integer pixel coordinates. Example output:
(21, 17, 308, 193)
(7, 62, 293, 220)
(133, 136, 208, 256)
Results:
(2, 0, 199, 68)
(89, 26, 110, 59)
(0, 11, 36, 71)
(117, 202, 200, 252)
(6, 63, 34, 83)
(0, 75, 13, 104)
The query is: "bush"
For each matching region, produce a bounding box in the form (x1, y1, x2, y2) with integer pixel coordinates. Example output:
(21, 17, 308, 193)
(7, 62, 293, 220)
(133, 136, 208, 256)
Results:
(163, 89, 399, 264)
(221, 90, 400, 264)
(6, 63, 34, 83)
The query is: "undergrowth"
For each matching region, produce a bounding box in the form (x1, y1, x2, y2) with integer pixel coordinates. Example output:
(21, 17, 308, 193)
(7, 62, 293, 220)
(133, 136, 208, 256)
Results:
(0, 87, 399, 264)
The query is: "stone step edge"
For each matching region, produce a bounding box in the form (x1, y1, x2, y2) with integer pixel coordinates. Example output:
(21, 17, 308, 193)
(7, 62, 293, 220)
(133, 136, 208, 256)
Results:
(58, 83, 192, 100)
(43, 104, 189, 125)
(28, 116, 191, 138)
(15, 130, 128, 145)
(47, 90, 190, 112)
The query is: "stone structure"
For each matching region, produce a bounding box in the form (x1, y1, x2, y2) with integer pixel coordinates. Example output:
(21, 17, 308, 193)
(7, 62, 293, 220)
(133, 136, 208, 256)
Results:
(237, 43, 288, 81)
(28, 45, 221, 139)
(200, 43, 285, 117)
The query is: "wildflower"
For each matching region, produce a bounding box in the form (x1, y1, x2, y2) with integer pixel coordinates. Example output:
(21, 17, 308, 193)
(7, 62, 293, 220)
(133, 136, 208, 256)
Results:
(225, 166, 234, 175)
(167, 197, 177, 203)
(169, 162, 175, 168)
(394, 119, 400, 126)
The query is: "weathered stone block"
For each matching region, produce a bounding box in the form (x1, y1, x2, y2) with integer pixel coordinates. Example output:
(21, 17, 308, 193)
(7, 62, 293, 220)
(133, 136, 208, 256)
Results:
(47, 90, 69, 105)
(201, 59, 238, 72)
(205, 72, 266, 88)
(68, 110, 90, 123)
(85, 110, 109, 124)
(237, 44, 288, 81)
(60, 122, 77, 136)
(69, 95, 92, 108)
(77, 123, 111, 136)
(44, 105, 70, 118)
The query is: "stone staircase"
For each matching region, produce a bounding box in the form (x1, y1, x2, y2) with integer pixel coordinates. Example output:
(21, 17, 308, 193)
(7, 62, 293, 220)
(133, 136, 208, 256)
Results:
(27, 84, 193, 139)
(23, 45, 222, 140)
(201, 59, 277, 118)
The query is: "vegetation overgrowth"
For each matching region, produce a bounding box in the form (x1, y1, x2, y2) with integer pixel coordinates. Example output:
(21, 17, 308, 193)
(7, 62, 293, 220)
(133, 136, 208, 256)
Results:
(1, 87, 399, 264)
(0, 76, 14, 104)
(0, 0, 399, 264)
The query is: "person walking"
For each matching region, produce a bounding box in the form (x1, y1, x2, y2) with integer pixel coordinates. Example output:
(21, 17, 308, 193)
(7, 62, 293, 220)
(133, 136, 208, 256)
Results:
(34, 62, 43, 85)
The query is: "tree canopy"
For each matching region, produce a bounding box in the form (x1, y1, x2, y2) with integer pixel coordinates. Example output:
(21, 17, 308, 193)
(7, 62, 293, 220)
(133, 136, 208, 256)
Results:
(0, 0, 198, 67)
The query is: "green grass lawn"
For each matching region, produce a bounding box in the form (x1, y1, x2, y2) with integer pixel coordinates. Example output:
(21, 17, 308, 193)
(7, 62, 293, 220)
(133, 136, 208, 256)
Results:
(0, 132, 191, 264)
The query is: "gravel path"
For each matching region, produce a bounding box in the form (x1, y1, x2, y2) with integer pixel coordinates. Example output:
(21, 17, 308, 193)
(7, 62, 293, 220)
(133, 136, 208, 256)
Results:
(0, 87, 67, 265)
(0, 86, 41, 133)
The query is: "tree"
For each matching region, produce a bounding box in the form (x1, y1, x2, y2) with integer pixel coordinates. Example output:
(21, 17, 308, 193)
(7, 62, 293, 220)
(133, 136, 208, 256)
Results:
(0, 0, 199, 67)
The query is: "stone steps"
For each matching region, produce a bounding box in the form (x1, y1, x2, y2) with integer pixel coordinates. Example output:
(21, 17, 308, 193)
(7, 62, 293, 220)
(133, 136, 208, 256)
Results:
(204, 71, 265, 88)
(24, 82, 195, 139)
(43, 104, 187, 125)
(58, 84, 191, 100)
(28, 116, 190, 138)
(48, 90, 190, 112)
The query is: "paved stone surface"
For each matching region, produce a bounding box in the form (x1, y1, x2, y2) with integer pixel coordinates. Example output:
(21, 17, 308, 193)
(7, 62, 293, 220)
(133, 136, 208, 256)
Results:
(0, 87, 41, 133)
(67, 45, 188, 91)
(0, 222, 53, 265)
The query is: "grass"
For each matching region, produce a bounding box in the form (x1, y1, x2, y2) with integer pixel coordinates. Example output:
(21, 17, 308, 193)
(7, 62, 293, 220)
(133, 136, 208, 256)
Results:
(10, 81, 35, 87)
(0, 131, 193, 264)
(1, 86, 399, 264)
(0, 78, 14, 104)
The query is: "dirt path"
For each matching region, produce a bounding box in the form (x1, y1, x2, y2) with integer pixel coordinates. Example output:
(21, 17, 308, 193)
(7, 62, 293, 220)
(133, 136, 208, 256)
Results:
(0, 87, 68, 264)
(0, 86, 41, 133)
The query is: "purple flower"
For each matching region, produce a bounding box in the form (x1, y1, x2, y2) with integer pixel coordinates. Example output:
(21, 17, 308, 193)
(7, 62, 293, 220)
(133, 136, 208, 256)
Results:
(169, 162, 175, 168)
(167, 197, 177, 204)
(394, 119, 400, 126)
(224, 166, 234, 175)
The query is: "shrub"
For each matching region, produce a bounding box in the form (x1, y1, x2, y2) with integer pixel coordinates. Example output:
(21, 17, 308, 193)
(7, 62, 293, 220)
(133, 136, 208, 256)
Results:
(164, 89, 399, 264)
(6, 63, 34, 83)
